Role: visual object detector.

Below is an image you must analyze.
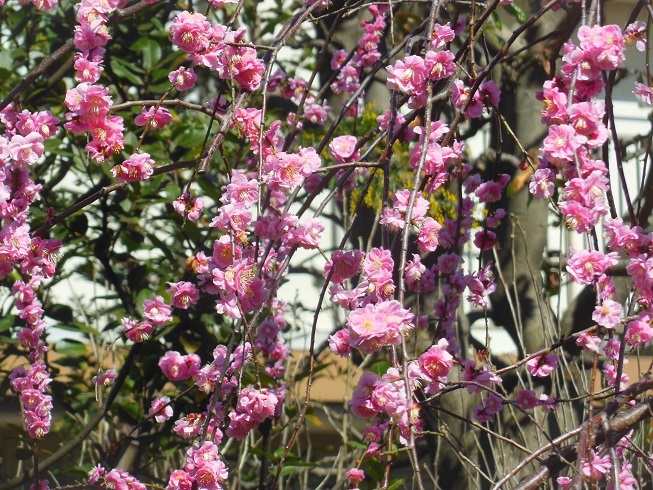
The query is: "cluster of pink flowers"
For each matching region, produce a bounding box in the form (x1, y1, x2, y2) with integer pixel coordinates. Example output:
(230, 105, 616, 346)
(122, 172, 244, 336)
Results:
(387, 23, 458, 109)
(173, 191, 204, 221)
(10, 363, 53, 439)
(166, 442, 228, 490)
(530, 23, 653, 391)
(254, 307, 290, 380)
(409, 121, 464, 193)
(451, 79, 501, 119)
(331, 4, 388, 104)
(533, 24, 623, 206)
(111, 152, 155, 183)
(557, 435, 637, 488)
(170, 13, 264, 92)
(117, 295, 173, 343)
(348, 341, 458, 444)
(65, 0, 127, 162)
(0, 104, 62, 448)
(135, 106, 172, 130)
(226, 387, 279, 440)
(266, 70, 332, 130)
(89, 465, 146, 490)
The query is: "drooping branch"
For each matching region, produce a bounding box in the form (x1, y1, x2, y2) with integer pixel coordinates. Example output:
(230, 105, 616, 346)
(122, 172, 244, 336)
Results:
(502, 375, 653, 489)
(0, 346, 142, 490)
(31, 159, 198, 238)
(0, 0, 165, 113)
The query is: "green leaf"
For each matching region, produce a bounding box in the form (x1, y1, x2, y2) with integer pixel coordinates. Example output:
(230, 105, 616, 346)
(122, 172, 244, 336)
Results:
(279, 461, 317, 476)
(388, 478, 407, 490)
(110, 58, 143, 86)
(55, 340, 88, 356)
(369, 360, 390, 376)
(46, 303, 74, 323)
(365, 458, 385, 481)
(346, 440, 367, 450)
(130, 37, 162, 72)
(0, 314, 16, 332)
(0, 50, 13, 70)
(504, 3, 528, 24)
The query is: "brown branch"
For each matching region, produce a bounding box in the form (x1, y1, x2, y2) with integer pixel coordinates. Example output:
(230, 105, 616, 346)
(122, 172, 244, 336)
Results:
(506, 375, 653, 490)
(30, 159, 197, 238)
(110, 99, 225, 119)
(0, 346, 141, 490)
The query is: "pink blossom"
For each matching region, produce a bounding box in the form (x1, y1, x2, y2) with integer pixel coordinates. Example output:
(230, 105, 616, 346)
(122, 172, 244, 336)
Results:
(473, 230, 497, 250)
(538, 81, 568, 124)
(538, 394, 558, 410)
(581, 451, 610, 482)
(592, 299, 622, 329)
(325, 249, 364, 284)
(514, 389, 538, 410)
(9, 133, 44, 166)
(89, 465, 106, 484)
(362, 247, 393, 281)
(237, 388, 278, 422)
(541, 124, 585, 164)
(474, 393, 503, 422)
(135, 106, 172, 129)
(169, 67, 197, 91)
(300, 102, 327, 126)
(576, 332, 601, 353)
(529, 168, 556, 198)
(566, 249, 618, 285)
(417, 217, 442, 253)
(167, 281, 200, 309)
(264, 148, 321, 190)
(624, 313, 653, 347)
(567, 102, 607, 147)
(603, 338, 621, 361)
(347, 301, 408, 354)
(556, 477, 572, 489)
(526, 353, 558, 377)
(287, 218, 324, 249)
(158, 350, 201, 381)
(122, 318, 153, 343)
(634, 82, 653, 105)
(404, 254, 426, 291)
(104, 469, 146, 490)
(480, 80, 501, 108)
(350, 371, 380, 418)
(577, 24, 625, 71)
(166, 469, 193, 490)
(431, 23, 455, 50)
(452, 79, 483, 119)
(92, 369, 117, 386)
(194, 462, 228, 489)
(474, 174, 510, 203)
(625, 21, 647, 51)
(328, 328, 351, 356)
(386, 55, 427, 95)
(329, 135, 360, 163)
(173, 192, 204, 221)
(424, 50, 455, 80)
(74, 54, 102, 83)
(462, 360, 502, 393)
(346, 468, 365, 485)
(170, 11, 211, 54)
(419, 339, 454, 379)
(149, 396, 173, 422)
(603, 218, 644, 256)
(112, 152, 154, 183)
